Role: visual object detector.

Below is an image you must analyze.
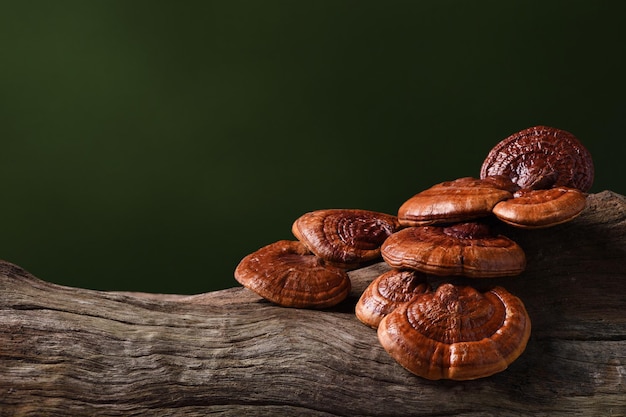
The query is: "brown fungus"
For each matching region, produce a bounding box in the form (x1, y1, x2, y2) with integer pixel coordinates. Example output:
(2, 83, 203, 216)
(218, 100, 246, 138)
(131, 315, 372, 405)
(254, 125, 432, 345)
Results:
(398, 176, 517, 226)
(292, 209, 400, 269)
(234, 240, 351, 309)
(381, 222, 526, 278)
(355, 269, 430, 329)
(377, 283, 531, 380)
(480, 125, 594, 192)
(493, 186, 587, 229)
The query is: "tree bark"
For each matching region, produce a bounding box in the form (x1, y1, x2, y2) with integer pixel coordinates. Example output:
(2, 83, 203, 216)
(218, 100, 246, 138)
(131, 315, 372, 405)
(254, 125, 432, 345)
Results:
(1, 191, 625, 417)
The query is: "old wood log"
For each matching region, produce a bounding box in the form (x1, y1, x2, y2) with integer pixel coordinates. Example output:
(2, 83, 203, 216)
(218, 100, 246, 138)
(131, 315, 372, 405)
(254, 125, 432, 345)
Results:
(1, 191, 625, 416)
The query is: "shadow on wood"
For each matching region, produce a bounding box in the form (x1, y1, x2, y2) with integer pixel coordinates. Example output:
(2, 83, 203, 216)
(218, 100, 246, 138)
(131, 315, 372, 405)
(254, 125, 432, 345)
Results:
(1, 191, 625, 416)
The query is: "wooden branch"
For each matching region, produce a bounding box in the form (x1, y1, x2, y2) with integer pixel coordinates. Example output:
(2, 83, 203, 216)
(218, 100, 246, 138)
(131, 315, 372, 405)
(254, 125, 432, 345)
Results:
(1, 191, 625, 416)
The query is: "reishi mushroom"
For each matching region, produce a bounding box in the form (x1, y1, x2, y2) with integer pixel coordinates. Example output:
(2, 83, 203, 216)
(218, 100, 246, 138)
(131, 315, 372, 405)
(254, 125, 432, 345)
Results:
(398, 176, 518, 226)
(377, 283, 531, 381)
(381, 222, 526, 278)
(355, 269, 430, 329)
(234, 240, 351, 309)
(492, 186, 588, 229)
(292, 209, 400, 268)
(478, 125, 593, 229)
(480, 125, 594, 192)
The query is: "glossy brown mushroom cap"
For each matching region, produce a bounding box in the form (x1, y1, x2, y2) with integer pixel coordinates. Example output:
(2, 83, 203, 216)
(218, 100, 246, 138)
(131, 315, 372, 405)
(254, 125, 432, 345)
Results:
(377, 284, 531, 380)
(397, 177, 516, 226)
(480, 125, 594, 192)
(355, 269, 430, 329)
(292, 209, 400, 268)
(493, 186, 587, 229)
(234, 240, 351, 309)
(381, 223, 526, 278)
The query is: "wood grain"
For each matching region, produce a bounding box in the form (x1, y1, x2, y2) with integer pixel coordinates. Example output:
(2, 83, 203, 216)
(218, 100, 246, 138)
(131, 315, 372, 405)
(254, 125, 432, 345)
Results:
(1, 191, 625, 416)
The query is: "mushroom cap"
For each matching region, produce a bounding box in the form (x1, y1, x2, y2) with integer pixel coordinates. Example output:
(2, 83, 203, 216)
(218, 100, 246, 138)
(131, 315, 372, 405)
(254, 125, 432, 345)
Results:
(234, 240, 351, 309)
(480, 125, 594, 192)
(355, 269, 430, 329)
(292, 209, 400, 268)
(377, 283, 531, 380)
(398, 176, 516, 226)
(493, 186, 587, 229)
(381, 222, 526, 278)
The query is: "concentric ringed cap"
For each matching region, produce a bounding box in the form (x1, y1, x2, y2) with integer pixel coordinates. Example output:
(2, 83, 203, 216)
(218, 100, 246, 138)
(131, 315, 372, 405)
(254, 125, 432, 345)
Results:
(292, 209, 400, 268)
(377, 283, 531, 380)
(381, 222, 526, 278)
(355, 269, 430, 329)
(398, 176, 516, 226)
(234, 240, 351, 309)
(493, 186, 587, 229)
(480, 126, 594, 192)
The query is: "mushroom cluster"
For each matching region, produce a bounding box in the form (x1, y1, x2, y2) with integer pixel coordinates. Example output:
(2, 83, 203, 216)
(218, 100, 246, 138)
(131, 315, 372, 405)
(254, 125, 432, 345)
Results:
(234, 125, 594, 381)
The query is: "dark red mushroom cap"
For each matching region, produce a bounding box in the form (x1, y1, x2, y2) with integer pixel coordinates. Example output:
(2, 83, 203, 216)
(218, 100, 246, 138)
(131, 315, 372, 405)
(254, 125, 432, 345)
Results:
(377, 283, 532, 380)
(493, 186, 587, 228)
(234, 240, 351, 309)
(292, 209, 400, 268)
(355, 269, 430, 329)
(480, 126, 594, 192)
(381, 222, 526, 278)
(398, 176, 516, 226)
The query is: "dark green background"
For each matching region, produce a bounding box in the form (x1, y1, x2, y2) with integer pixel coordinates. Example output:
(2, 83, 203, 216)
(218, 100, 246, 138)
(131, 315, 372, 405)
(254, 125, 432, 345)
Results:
(1, 1, 624, 294)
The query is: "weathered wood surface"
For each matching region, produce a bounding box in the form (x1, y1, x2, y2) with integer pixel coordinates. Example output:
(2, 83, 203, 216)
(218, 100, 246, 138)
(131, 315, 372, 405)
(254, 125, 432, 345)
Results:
(1, 191, 625, 417)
